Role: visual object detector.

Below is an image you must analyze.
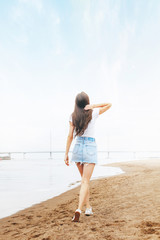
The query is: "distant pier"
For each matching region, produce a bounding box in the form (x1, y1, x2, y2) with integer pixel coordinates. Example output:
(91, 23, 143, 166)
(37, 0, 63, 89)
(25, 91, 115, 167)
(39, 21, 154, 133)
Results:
(0, 151, 160, 160)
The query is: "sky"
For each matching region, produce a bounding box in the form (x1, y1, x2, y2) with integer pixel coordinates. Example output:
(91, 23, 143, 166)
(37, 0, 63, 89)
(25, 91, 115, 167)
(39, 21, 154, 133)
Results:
(0, 0, 160, 152)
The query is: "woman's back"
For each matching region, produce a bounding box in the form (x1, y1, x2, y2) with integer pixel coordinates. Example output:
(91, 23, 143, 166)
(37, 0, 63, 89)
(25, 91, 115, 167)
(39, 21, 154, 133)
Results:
(69, 108, 99, 138)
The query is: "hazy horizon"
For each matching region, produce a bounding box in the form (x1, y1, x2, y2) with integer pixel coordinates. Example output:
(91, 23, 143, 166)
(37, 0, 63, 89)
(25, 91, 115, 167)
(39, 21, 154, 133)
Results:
(0, 0, 160, 152)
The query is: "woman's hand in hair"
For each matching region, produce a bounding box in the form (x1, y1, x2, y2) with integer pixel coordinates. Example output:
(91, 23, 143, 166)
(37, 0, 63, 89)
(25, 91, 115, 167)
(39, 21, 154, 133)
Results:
(84, 104, 94, 110)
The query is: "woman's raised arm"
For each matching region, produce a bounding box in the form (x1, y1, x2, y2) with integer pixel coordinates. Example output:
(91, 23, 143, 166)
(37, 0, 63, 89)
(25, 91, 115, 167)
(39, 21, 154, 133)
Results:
(84, 103, 112, 115)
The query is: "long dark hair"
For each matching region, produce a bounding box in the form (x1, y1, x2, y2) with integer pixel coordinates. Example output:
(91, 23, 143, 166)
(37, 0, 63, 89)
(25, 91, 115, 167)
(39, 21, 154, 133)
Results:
(71, 91, 93, 137)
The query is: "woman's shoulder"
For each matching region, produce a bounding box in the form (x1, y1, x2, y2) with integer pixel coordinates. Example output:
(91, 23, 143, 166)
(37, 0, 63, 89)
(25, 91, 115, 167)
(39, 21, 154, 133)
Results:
(92, 108, 100, 118)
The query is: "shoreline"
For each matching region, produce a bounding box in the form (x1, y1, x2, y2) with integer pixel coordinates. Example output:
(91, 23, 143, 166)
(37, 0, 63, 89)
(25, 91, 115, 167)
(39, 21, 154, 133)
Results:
(0, 158, 160, 239)
(0, 161, 124, 220)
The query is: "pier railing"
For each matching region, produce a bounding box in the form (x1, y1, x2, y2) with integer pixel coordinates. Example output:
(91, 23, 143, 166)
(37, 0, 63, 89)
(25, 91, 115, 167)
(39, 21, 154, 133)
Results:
(0, 151, 160, 160)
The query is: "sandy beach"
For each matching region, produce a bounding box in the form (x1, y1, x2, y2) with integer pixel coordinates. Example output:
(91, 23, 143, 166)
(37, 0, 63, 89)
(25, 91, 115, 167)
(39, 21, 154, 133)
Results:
(0, 159, 160, 240)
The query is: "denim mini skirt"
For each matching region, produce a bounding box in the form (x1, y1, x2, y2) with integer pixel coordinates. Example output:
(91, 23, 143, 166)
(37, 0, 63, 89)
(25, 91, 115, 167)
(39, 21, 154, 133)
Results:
(71, 136, 98, 165)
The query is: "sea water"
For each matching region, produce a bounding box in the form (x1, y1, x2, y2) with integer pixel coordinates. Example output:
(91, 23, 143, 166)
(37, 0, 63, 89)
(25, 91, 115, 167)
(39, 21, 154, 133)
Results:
(0, 152, 127, 219)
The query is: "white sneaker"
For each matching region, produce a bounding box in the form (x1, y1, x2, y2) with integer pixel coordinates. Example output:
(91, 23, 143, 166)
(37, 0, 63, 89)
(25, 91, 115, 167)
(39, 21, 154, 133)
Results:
(85, 207, 93, 216)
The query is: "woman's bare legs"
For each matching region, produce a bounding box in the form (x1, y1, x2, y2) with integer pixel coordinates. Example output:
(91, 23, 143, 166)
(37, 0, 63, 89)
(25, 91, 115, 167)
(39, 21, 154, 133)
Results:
(76, 163, 91, 208)
(76, 163, 95, 211)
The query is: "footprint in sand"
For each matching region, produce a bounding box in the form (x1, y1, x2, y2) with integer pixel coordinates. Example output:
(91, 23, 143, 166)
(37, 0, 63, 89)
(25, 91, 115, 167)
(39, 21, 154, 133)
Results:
(3, 229, 11, 234)
(31, 233, 42, 238)
(26, 215, 33, 219)
(11, 222, 18, 225)
(105, 223, 112, 226)
(140, 221, 160, 235)
(11, 232, 20, 237)
(91, 227, 97, 231)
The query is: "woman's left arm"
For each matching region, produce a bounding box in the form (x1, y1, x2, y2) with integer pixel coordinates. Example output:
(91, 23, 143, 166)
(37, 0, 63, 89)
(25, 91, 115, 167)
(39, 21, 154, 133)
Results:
(64, 122, 74, 166)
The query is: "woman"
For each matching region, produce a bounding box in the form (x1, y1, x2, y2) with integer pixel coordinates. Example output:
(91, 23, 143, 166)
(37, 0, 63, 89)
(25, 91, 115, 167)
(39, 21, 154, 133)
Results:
(64, 91, 112, 222)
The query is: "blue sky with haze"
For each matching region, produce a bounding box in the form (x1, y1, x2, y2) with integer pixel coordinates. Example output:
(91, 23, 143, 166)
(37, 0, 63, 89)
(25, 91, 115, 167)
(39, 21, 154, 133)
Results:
(0, 0, 160, 152)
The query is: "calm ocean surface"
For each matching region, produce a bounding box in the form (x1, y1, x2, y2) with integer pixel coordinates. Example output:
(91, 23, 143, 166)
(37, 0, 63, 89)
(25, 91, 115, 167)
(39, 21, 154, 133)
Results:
(0, 151, 146, 219)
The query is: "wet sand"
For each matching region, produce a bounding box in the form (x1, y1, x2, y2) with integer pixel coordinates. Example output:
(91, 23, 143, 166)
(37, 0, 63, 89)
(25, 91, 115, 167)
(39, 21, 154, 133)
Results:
(0, 159, 160, 240)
